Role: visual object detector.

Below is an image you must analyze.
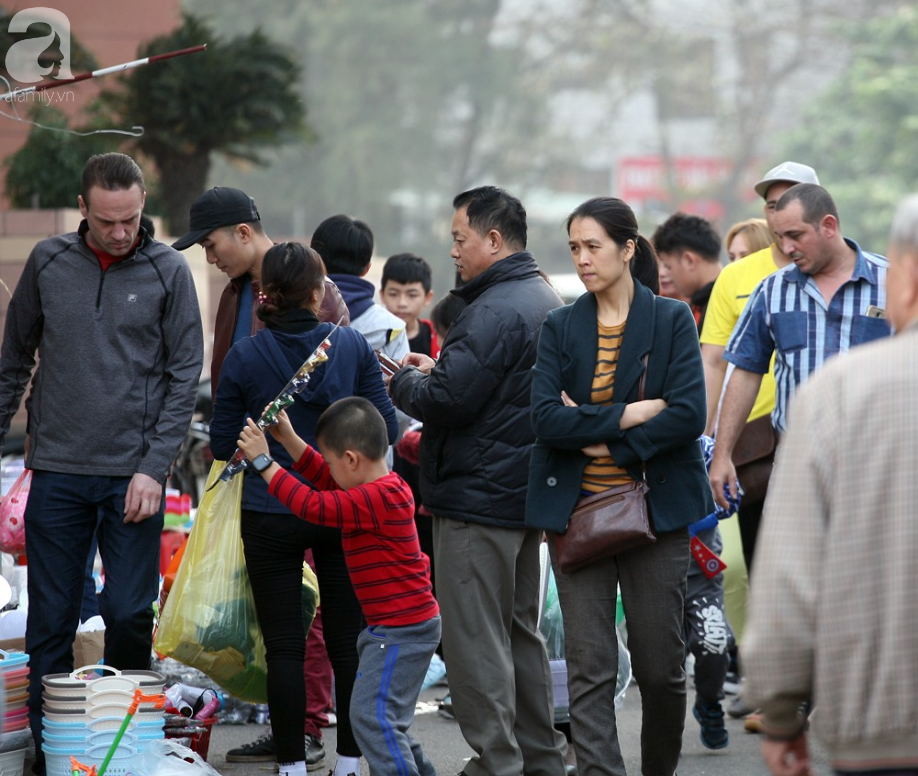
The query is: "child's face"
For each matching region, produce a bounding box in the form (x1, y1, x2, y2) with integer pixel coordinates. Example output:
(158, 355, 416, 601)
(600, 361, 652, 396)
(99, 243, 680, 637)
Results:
(382, 281, 433, 325)
(319, 444, 362, 490)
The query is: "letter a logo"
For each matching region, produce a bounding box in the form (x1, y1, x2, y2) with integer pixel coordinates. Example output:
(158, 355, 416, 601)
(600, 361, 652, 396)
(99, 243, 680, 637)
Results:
(5, 7, 73, 84)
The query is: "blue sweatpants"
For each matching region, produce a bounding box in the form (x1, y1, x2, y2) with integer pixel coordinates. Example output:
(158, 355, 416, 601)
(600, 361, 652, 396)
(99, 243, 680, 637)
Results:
(351, 616, 441, 776)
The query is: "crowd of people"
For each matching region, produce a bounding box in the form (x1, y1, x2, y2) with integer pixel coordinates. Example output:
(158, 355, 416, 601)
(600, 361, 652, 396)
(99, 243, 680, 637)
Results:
(0, 150, 915, 776)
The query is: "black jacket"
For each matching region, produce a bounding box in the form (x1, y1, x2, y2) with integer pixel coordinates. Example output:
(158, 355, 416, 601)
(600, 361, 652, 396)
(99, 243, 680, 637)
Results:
(390, 251, 561, 528)
(526, 280, 714, 534)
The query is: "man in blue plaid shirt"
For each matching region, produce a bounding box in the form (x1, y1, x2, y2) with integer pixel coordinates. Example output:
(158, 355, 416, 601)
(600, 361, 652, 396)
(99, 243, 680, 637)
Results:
(709, 183, 890, 510)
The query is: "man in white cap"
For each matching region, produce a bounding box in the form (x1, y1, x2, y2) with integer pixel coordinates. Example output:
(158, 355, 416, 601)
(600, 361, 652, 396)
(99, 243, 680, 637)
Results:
(700, 163, 820, 584)
(699, 162, 820, 726)
(701, 162, 819, 435)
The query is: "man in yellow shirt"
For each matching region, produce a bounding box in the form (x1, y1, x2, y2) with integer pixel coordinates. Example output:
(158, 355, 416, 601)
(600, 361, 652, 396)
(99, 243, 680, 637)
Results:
(701, 162, 820, 444)
(700, 161, 819, 728)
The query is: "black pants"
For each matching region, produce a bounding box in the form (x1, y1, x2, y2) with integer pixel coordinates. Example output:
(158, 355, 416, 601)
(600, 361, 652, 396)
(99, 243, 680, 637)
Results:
(737, 496, 765, 578)
(242, 509, 365, 762)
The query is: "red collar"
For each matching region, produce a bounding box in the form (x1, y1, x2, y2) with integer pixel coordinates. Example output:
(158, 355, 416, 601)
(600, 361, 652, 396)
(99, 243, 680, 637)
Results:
(87, 236, 141, 271)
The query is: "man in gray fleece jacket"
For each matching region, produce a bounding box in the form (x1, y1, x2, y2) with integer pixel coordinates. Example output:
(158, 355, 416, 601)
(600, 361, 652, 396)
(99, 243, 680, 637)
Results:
(0, 153, 203, 771)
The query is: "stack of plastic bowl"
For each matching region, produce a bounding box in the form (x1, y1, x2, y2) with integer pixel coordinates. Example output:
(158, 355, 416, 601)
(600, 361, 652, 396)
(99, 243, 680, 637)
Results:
(1, 649, 30, 736)
(40, 665, 165, 776)
(0, 649, 30, 776)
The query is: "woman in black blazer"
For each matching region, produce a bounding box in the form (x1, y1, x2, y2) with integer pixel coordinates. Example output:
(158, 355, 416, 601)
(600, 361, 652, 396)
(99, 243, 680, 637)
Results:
(527, 197, 713, 776)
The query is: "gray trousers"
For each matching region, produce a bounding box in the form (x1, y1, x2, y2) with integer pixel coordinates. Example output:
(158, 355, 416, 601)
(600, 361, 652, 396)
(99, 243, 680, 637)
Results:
(550, 528, 690, 776)
(350, 616, 442, 776)
(684, 526, 734, 703)
(433, 517, 568, 776)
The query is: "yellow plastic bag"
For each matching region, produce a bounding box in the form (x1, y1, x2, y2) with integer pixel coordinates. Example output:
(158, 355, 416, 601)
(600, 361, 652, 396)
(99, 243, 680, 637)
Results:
(155, 461, 267, 702)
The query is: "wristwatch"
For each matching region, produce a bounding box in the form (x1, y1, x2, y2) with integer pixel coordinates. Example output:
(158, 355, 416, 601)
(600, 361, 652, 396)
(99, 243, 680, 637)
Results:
(251, 453, 275, 473)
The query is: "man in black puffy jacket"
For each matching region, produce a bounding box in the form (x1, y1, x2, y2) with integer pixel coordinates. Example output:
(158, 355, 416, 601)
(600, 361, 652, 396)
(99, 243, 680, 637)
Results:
(390, 186, 567, 776)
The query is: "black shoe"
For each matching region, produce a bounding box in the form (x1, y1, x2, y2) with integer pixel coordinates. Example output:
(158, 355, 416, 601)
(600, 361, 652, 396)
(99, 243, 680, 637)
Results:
(693, 700, 729, 750)
(437, 694, 455, 719)
(306, 734, 327, 772)
(226, 731, 276, 762)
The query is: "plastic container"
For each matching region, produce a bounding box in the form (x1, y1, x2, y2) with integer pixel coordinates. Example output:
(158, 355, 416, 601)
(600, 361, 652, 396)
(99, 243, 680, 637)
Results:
(43, 729, 138, 748)
(43, 742, 137, 776)
(42, 666, 163, 698)
(0, 652, 28, 670)
(0, 748, 26, 776)
(43, 716, 163, 735)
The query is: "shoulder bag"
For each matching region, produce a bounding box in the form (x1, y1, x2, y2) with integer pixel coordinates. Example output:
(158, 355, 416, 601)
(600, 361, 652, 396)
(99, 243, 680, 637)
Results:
(554, 354, 656, 574)
(731, 414, 777, 504)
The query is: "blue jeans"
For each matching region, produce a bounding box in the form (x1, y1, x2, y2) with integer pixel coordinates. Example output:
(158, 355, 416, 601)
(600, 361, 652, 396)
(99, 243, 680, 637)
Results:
(25, 471, 163, 757)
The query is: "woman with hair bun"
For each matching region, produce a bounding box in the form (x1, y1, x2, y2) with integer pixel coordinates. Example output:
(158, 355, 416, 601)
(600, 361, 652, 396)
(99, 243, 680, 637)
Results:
(209, 242, 398, 776)
(526, 198, 713, 775)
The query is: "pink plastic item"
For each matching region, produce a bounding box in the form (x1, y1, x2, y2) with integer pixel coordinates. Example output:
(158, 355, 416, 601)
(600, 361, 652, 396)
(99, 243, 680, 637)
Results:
(0, 469, 30, 554)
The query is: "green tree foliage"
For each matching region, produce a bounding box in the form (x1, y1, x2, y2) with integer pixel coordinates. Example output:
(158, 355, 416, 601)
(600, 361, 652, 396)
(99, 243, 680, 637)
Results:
(183, 0, 576, 281)
(1, 8, 104, 208)
(3, 106, 110, 207)
(100, 13, 310, 234)
(782, 4, 918, 248)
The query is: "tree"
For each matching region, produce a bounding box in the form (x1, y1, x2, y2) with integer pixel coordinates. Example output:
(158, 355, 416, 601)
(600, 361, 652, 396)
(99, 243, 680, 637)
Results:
(1, 12, 108, 208)
(3, 106, 112, 207)
(781, 4, 918, 248)
(100, 13, 311, 234)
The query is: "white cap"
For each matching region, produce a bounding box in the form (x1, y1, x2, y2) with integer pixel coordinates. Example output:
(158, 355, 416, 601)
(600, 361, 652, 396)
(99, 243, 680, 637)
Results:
(753, 162, 820, 199)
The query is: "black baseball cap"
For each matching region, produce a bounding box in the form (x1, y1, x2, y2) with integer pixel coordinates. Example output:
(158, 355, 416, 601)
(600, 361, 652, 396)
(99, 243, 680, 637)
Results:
(172, 187, 261, 250)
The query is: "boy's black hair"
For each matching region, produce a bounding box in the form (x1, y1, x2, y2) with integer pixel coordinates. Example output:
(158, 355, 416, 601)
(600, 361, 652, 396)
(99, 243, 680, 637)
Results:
(310, 214, 374, 276)
(430, 293, 466, 337)
(382, 252, 433, 293)
(316, 397, 388, 460)
(651, 212, 722, 262)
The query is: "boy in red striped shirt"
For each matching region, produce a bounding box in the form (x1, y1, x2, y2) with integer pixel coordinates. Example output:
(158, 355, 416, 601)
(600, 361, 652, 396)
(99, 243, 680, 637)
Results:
(238, 397, 440, 776)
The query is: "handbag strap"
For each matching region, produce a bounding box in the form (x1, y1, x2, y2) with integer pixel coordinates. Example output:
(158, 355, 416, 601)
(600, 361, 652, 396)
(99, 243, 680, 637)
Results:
(638, 353, 649, 401)
(637, 353, 649, 480)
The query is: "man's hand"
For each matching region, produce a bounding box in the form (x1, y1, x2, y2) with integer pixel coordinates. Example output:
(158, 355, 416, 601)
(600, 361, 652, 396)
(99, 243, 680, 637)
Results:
(761, 735, 814, 776)
(709, 452, 739, 510)
(124, 473, 164, 524)
(238, 418, 270, 461)
(401, 352, 436, 374)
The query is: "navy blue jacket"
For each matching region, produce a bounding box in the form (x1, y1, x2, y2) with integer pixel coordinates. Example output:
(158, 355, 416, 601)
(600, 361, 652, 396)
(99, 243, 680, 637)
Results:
(526, 280, 714, 535)
(210, 322, 398, 512)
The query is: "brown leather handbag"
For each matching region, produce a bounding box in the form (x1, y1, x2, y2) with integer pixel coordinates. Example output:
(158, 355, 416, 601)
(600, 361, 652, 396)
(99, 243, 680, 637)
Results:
(554, 480, 655, 573)
(731, 414, 777, 504)
(553, 355, 656, 574)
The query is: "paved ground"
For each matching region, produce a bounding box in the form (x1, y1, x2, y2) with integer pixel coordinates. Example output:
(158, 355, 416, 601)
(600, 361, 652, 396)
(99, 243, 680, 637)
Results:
(205, 682, 832, 776)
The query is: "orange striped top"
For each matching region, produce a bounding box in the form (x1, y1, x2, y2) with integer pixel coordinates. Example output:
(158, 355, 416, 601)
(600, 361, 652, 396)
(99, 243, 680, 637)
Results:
(581, 320, 634, 493)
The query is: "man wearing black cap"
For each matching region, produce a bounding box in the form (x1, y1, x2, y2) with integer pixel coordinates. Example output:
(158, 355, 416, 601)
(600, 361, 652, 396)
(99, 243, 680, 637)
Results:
(173, 187, 349, 395)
